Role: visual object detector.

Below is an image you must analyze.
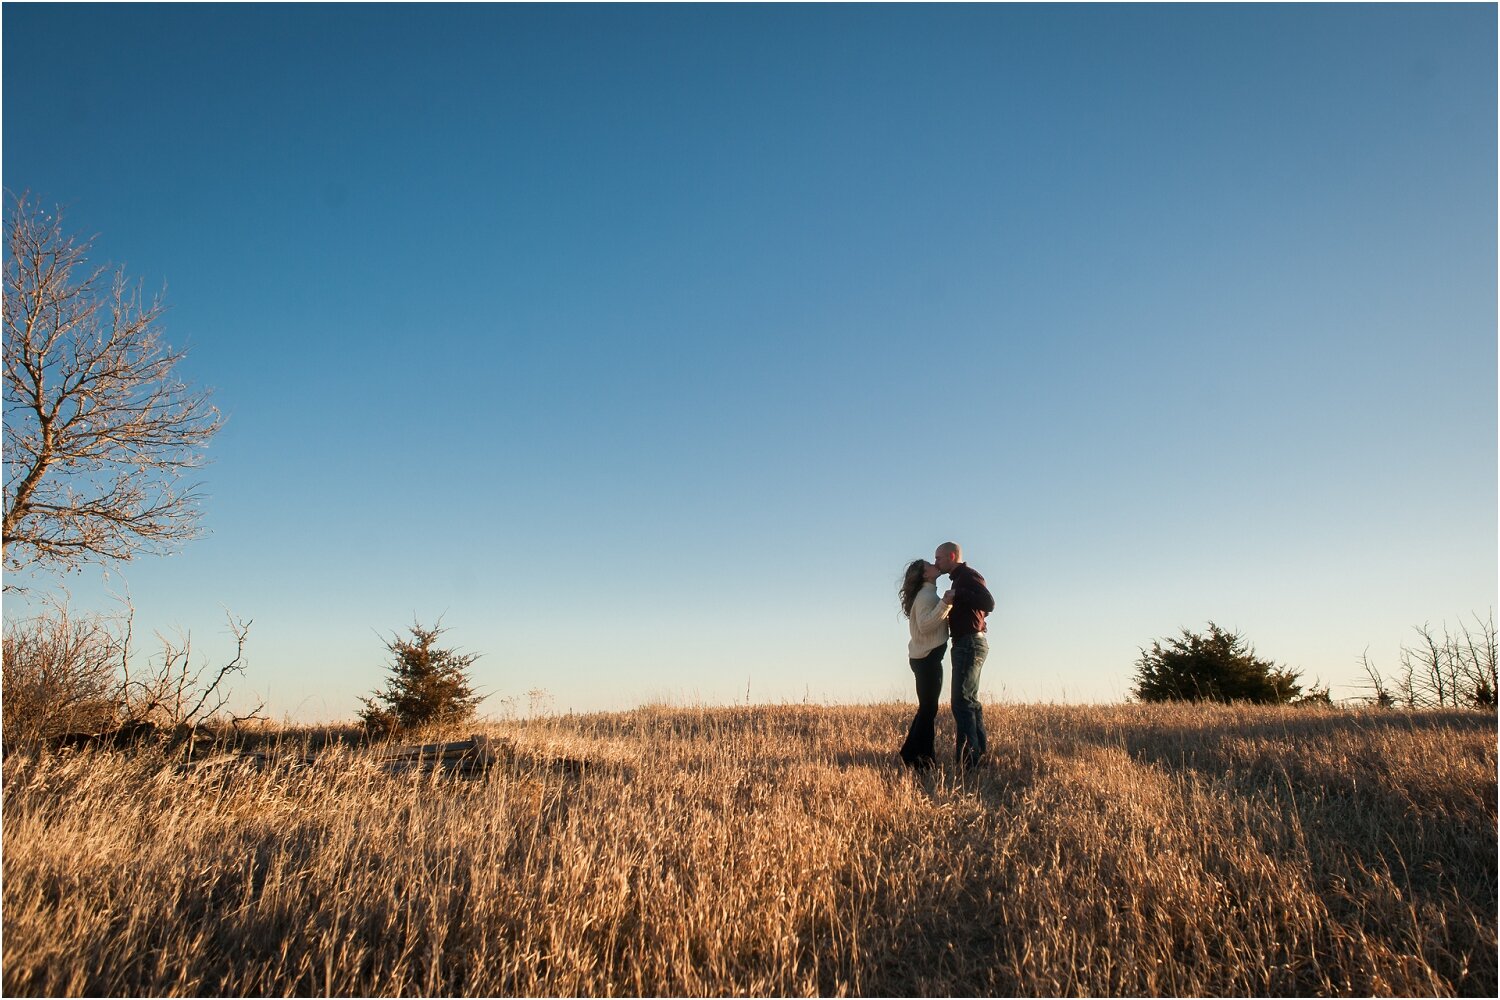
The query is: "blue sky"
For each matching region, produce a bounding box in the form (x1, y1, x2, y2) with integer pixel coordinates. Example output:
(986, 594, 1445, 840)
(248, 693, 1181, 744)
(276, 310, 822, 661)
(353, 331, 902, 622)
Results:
(4, 3, 1495, 719)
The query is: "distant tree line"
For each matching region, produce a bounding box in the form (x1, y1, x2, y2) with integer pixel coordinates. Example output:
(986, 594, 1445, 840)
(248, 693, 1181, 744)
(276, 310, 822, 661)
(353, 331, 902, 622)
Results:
(1133, 615, 1496, 710)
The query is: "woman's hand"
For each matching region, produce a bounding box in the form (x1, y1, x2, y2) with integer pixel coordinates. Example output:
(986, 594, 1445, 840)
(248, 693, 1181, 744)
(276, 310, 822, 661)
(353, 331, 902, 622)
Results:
(941, 590, 956, 607)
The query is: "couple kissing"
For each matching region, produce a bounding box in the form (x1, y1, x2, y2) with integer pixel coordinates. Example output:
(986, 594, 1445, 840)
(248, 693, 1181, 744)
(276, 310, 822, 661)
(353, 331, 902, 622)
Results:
(897, 541, 995, 772)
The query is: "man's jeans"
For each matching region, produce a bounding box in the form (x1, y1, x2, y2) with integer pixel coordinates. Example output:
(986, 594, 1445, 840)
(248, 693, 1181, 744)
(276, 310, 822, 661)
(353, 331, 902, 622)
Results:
(950, 634, 989, 769)
(900, 643, 945, 768)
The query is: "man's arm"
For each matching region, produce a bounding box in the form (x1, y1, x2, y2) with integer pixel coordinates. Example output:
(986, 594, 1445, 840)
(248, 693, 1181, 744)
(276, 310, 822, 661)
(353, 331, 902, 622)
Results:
(951, 567, 995, 613)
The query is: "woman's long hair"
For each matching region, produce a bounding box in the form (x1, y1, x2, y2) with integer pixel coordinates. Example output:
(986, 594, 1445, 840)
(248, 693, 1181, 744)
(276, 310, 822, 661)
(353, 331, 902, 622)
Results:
(899, 559, 927, 618)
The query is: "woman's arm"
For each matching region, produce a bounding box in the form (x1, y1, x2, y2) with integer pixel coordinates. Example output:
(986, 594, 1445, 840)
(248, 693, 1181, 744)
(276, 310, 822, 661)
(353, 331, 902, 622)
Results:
(915, 591, 952, 633)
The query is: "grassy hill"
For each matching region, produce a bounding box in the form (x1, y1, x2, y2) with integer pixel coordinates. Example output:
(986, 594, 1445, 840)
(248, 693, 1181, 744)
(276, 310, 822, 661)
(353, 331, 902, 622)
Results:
(3, 703, 1495, 996)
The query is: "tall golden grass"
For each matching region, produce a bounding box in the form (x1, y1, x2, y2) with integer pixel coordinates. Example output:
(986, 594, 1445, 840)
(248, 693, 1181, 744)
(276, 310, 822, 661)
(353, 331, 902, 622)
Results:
(3, 703, 1495, 997)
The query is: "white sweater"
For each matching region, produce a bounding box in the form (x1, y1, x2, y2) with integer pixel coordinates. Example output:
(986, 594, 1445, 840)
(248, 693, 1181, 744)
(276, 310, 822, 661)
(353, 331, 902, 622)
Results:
(907, 582, 951, 658)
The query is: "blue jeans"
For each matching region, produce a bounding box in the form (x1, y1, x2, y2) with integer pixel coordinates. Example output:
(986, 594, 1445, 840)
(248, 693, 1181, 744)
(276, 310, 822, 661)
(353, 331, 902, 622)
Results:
(900, 643, 945, 768)
(950, 634, 989, 768)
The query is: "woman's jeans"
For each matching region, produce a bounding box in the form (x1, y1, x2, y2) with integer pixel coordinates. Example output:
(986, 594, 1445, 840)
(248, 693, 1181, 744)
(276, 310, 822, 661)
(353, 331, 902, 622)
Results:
(950, 633, 989, 769)
(900, 642, 945, 768)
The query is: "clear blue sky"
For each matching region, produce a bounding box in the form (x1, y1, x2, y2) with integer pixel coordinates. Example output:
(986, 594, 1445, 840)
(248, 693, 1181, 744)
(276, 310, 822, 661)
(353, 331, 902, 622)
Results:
(4, 3, 1495, 719)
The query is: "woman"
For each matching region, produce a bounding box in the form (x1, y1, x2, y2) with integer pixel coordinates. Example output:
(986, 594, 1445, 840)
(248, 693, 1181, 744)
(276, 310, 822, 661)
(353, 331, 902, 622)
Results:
(898, 558, 954, 769)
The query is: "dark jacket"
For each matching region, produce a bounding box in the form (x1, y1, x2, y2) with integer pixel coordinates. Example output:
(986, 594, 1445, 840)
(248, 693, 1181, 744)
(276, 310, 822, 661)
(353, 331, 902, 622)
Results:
(947, 563, 995, 639)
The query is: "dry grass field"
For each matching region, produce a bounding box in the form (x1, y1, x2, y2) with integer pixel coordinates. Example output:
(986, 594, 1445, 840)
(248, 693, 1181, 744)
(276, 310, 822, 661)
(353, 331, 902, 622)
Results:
(3, 702, 1495, 997)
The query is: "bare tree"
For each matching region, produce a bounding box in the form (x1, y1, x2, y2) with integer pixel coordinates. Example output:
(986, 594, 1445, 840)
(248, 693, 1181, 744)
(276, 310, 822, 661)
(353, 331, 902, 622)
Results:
(1358, 648, 1396, 709)
(1359, 612, 1497, 710)
(3, 194, 222, 577)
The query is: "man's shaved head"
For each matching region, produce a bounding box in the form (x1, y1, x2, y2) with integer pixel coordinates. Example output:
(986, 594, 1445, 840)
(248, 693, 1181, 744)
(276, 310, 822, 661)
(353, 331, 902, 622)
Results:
(934, 542, 963, 573)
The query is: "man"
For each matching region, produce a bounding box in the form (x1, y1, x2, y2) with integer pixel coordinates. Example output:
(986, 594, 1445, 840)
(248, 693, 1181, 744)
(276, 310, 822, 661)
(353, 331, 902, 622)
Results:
(934, 541, 995, 770)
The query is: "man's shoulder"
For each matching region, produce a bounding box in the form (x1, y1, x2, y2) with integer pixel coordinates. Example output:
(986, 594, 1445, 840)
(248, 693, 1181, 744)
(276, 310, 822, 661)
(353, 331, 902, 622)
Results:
(955, 564, 986, 584)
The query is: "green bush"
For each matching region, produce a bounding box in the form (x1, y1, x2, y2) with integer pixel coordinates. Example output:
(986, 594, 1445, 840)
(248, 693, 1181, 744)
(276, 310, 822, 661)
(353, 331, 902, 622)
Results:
(359, 621, 483, 735)
(1133, 622, 1305, 704)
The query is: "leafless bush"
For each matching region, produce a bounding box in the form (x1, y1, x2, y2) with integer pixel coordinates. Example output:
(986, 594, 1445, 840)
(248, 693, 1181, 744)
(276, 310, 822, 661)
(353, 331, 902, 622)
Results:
(1, 597, 123, 747)
(122, 614, 256, 731)
(1, 596, 260, 750)
(1360, 611, 1497, 709)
